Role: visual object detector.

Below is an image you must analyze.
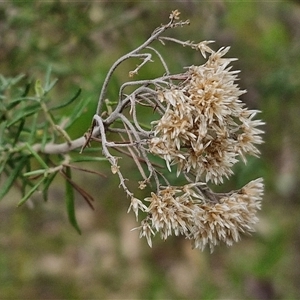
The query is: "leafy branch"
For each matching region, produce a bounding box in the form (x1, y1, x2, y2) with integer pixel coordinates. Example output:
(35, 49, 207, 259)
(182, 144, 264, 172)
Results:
(0, 10, 264, 251)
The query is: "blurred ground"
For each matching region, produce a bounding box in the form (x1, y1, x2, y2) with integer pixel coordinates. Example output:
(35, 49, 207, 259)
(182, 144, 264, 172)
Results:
(1, 1, 300, 299)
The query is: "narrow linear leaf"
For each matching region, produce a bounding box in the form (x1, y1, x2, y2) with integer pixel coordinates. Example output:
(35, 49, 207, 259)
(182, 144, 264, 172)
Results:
(0, 156, 9, 174)
(10, 74, 25, 85)
(7, 103, 40, 127)
(21, 82, 31, 97)
(7, 97, 38, 111)
(70, 156, 107, 163)
(44, 65, 52, 89)
(46, 78, 59, 94)
(64, 167, 81, 234)
(20, 159, 36, 196)
(61, 170, 95, 209)
(17, 177, 45, 207)
(0, 103, 7, 122)
(65, 96, 93, 129)
(41, 122, 49, 150)
(0, 120, 7, 144)
(29, 111, 40, 144)
(43, 172, 57, 202)
(25, 143, 49, 169)
(1, 74, 25, 90)
(12, 119, 25, 146)
(0, 156, 28, 200)
(23, 169, 47, 177)
(50, 88, 82, 111)
(44, 67, 58, 93)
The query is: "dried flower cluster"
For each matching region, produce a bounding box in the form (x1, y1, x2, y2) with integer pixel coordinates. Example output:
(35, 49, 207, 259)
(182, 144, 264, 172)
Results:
(0, 9, 264, 252)
(149, 46, 264, 184)
(138, 178, 263, 252)
(138, 43, 264, 250)
(89, 11, 264, 251)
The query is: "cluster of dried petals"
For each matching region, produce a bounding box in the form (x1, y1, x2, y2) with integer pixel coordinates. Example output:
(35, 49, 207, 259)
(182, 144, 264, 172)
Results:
(143, 186, 197, 239)
(192, 178, 264, 252)
(137, 178, 263, 252)
(149, 45, 264, 184)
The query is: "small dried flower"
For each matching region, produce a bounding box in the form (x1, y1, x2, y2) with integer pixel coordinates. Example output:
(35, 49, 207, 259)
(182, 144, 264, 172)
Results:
(170, 9, 180, 20)
(110, 158, 120, 174)
(196, 40, 215, 58)
(138, 180, 147, 190)
(136, 218, 155, 248)
(127, 197, 147, 221)
(111, 164, 120, 174)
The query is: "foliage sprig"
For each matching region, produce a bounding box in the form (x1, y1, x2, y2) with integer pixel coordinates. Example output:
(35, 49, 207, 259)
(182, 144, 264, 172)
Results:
(0, 10, 264, 251)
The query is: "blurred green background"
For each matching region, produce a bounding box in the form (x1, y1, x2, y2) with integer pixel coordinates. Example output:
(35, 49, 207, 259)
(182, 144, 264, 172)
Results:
(1, 1, 300, 299)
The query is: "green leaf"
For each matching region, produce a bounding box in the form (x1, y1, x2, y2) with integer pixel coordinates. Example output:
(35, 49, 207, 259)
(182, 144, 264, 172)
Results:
(17, 177, 46, 207)
(0, 156, 9, 174)
(0, 156, 28, 200)
(44, 66, 58, 93)
(45, 79, 58, 94)
(44, 65, 52, 87)
(21, 159, 36, 193)
(23, 169, 47, 177)
(43, 172, 57, 202)
(21, 82, 31, 97)
(28, 113, 38, 144)
(7, 97, 39, 111)
(10, 74, 26, 86)
(7, 103, 40, 127)
(50, 88, 82, 111)
(25, 143, 49, 169)
(70, 156, 107, 163)
(0, 102, 6, 121)
(0, 120, 7, 144)
(64, 96, 93, 129)
(12, 118, 25, 146)
(65, 166, 81, 234)
(41, 122, 50, 150)
(0, 74, 25, 90)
